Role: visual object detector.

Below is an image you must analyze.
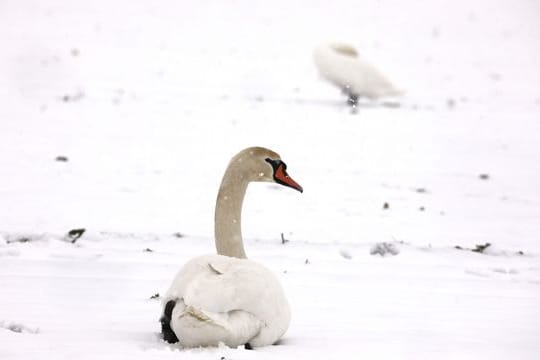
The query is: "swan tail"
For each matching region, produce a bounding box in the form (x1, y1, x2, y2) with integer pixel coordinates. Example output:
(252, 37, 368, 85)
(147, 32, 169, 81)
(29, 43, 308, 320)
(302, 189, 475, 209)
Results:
(182, 305, 220, 324)
(169, 303, 262, 348)
(160, 299, 180, 343)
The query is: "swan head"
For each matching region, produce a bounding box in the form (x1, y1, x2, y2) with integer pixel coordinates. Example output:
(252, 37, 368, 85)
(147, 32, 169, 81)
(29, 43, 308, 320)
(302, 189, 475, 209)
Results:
(232, 147, 303, 193)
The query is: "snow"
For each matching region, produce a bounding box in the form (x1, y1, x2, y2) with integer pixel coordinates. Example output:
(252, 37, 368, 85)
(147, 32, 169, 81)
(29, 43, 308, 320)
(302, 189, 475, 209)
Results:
(1, 0, 540, 359)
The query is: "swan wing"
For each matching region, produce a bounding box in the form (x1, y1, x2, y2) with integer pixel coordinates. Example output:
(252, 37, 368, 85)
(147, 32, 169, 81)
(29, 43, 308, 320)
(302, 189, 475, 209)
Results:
(182, 255, 281, 315)
(165, 255, 289, 347)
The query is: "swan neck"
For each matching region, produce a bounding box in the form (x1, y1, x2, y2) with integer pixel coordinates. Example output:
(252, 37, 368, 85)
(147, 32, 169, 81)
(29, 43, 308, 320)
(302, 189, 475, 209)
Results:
(214, 168, 248, 258)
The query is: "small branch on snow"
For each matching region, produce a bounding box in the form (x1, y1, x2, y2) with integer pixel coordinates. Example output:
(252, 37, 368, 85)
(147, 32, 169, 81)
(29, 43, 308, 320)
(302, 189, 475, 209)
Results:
(456, 243, 526, 256)
(65, 228, 86, 243)
(55, 155, 69, 162)
(370, 242, 400, 256)
(4, 233, 46, 244)
(471, 243, 491, 253)
(0, 321, 40, 334)
(339, 249, 353, 260)
(455, 242, 491, 254)
(6, 237, 30, 244)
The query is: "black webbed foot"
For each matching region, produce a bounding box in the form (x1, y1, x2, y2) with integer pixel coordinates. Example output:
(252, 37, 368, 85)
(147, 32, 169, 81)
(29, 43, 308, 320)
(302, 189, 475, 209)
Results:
(161, 300, 179, 344)
(347, 93, 359, 107)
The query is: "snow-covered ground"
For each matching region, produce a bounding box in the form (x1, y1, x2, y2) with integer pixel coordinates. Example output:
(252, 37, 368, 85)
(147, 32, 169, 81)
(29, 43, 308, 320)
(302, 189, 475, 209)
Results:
(1, 0, 539, 359)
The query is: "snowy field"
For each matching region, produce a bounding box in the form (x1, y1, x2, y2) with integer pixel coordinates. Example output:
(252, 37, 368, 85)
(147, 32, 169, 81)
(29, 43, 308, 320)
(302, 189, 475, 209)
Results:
(1, 0, 540, 359)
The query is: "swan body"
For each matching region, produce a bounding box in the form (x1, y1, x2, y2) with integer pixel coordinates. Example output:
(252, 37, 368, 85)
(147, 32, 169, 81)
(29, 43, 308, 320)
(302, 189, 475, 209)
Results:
(161, 147, 303, 348)
(164, 254, 291, 348)
(313, 43, 403, 103)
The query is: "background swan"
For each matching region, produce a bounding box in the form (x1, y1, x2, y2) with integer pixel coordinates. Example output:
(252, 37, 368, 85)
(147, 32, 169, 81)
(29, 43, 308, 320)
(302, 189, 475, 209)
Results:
(161, 147, 303, 348)
(313, 42, 403, 105)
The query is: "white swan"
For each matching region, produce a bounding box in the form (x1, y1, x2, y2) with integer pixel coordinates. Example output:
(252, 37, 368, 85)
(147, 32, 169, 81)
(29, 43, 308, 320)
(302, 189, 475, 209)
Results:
(161, 147, 303, 349)
(313, 42, 403, 105)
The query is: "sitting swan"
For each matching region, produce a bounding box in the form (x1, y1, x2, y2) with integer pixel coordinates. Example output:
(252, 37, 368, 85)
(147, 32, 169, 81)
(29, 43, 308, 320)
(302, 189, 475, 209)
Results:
(161, 147, 303, 348)
(313, 42, 403, 105)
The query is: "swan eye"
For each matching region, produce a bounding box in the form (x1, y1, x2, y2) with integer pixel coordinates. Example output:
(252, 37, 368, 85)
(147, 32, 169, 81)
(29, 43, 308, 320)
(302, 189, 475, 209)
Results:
(265, 158, 288, 174)
(265, 158, 282, 169)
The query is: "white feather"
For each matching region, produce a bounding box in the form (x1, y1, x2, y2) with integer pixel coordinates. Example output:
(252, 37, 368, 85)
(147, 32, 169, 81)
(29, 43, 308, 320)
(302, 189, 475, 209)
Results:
(314, 43, 403, 100)
(164, 254, 291, 348)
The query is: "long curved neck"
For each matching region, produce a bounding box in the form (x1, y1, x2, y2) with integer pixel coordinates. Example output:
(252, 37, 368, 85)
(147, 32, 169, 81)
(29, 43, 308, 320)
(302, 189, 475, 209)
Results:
(214, 165, 249, 258)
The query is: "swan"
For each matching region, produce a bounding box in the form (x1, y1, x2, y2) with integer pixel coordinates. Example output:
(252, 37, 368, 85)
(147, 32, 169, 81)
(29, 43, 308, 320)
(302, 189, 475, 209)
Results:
(160, 147, 303, 349)
(313, 42, 403, 106)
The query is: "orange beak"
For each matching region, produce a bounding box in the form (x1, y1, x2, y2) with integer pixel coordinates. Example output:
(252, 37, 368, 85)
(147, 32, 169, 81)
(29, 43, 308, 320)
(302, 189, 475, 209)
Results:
(274, 163, 303, 193)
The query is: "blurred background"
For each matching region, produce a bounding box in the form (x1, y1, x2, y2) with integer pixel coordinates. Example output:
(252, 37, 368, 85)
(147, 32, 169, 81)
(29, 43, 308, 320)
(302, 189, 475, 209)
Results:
(1, 0, 539, 251)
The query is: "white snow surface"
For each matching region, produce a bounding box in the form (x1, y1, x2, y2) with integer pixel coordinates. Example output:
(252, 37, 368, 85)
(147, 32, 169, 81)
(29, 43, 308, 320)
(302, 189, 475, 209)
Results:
(1, 0, 540, 359)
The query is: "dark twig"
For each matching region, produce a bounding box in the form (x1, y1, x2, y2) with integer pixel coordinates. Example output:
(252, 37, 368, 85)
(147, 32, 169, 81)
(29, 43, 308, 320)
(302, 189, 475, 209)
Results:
(67, 228, 86, 243)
